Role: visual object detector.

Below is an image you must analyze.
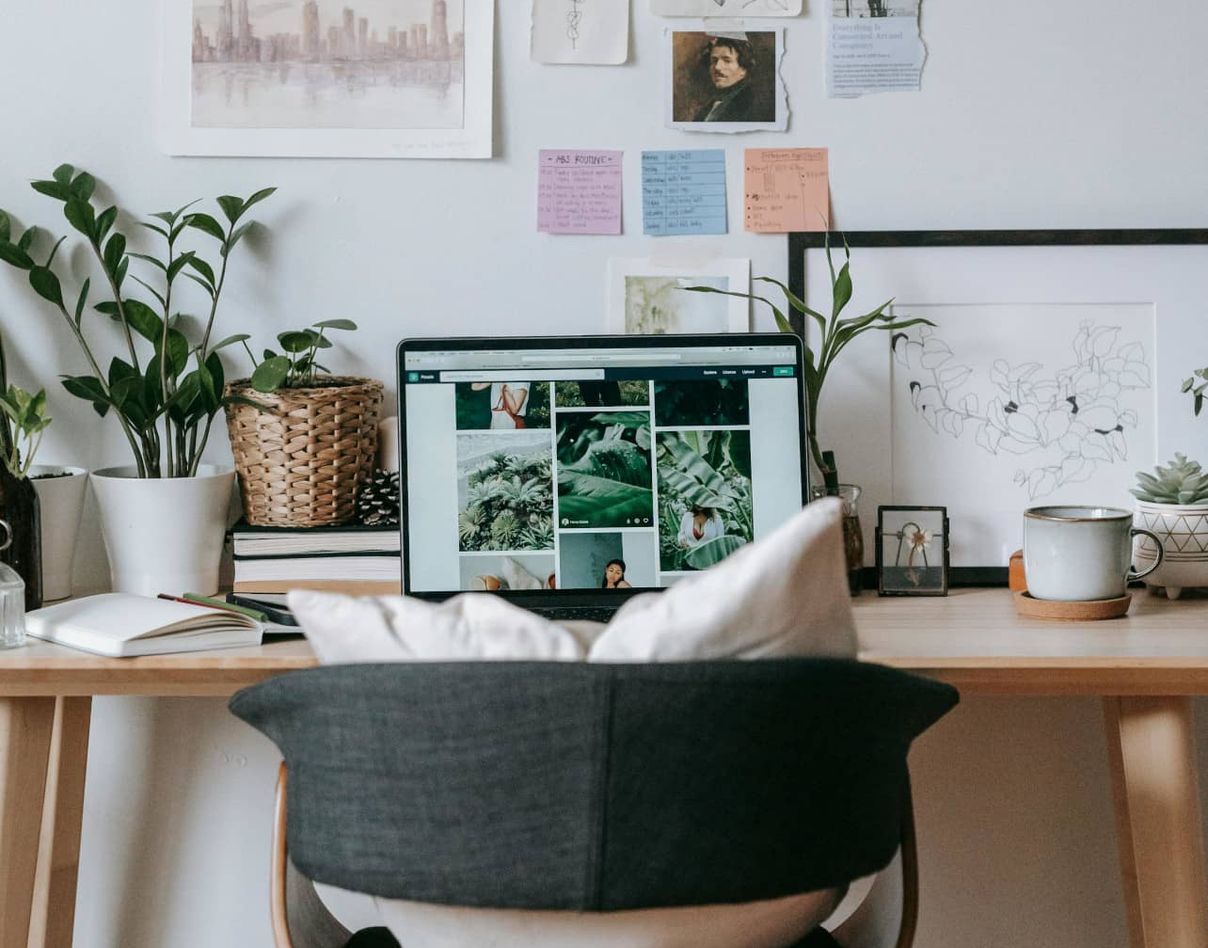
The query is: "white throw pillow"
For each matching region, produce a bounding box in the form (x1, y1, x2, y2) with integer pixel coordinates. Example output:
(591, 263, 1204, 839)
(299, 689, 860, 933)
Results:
(588, 497, 856, 661)
(291, 498, 854, 666)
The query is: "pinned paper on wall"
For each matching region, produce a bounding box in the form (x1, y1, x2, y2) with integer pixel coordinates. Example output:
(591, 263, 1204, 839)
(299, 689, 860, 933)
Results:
(827, 1, 926, 98)
(642, 150, 728, 236)
(537, 150, 624, 235)
(652, 0, 802, 15)
(532, 0, 629, 64)
(743, 148, 829, 233)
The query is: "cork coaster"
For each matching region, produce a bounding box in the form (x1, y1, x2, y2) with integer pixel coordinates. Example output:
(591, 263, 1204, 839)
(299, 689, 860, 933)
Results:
(1014, 591, 1132, 621)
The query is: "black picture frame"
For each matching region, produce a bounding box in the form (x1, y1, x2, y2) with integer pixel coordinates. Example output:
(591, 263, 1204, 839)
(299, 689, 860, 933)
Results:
(787, 228, 1208, 587)
(876, 505, 949, 597)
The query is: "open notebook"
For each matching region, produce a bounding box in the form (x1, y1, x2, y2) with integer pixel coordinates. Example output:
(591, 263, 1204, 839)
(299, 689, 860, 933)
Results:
(26, 594, 264, 658)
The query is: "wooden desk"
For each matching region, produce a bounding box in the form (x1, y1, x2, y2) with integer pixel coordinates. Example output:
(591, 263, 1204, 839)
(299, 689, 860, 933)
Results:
(854, 587, 1208, 948)
(5, 589, 1208, 947)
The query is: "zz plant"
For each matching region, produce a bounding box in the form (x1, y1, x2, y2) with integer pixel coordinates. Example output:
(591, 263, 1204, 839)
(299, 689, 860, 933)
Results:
(0, 165, 274, 478)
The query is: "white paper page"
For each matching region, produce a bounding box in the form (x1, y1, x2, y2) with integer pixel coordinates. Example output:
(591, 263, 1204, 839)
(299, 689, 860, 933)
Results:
(532, 0, 629, 65)
(827, 1, 926, 98)
(652, 0, 802, 16)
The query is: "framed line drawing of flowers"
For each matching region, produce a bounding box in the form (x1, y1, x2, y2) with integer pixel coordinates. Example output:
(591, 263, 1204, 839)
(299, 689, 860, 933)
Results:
(161, 0, 494, 159)
(788, 229, 1208, 581)
(876, 505, 948, 596)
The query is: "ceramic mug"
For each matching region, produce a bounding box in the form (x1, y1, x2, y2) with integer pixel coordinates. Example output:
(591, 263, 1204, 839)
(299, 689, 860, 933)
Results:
(1023, 506, 1165, 602)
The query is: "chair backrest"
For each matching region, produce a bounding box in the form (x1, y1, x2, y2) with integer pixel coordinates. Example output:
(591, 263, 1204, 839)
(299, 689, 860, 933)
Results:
(230, 658, 958, 912)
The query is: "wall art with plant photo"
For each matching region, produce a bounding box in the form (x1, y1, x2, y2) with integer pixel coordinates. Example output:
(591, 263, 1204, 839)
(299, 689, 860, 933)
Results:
(607, 258, 750, 334)
(555, 380, 650, 408)
(655, 378, 750, 427)
(667, 29, 787, 133)
(456, 381, 551, 429)
(876, 505, 949, 596)
(556, 412, 654, 529)
(456, 433, 555, 552)
(162, 0, 494, 158)
(657, 430, 753, 572)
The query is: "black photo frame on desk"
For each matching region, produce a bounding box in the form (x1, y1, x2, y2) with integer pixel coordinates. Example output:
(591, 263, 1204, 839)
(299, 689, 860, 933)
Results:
(787, 229, 1208, 586)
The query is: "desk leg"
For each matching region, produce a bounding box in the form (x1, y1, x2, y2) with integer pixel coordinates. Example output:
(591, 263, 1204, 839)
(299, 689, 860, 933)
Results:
(28, 697, 91, 948)
(1104, 696, 1208, 948)
(0, 697, 55, 948)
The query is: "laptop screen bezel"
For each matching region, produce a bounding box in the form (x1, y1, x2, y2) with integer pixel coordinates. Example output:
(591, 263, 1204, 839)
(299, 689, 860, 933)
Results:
(396, 333, 809, 607)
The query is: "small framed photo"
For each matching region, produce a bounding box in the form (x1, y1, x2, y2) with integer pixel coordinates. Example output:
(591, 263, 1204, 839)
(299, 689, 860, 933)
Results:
(876, 506, 949, 597)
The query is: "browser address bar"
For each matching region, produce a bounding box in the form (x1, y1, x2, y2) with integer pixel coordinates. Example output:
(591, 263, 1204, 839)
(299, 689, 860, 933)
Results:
(440, 370, 606, 382)
(520, 353, 682, 363)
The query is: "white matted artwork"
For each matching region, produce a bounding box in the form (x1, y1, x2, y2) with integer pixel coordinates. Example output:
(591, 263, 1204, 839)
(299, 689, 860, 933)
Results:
(666, 27, 787, 133)
(161, 0, 494, 158)
(532, 0, 629, 64)
(653, 0, 802, 16)
(890, 304, 1156, 568)
(788, 233, 1208, 571)
(607, 258, 750, 334)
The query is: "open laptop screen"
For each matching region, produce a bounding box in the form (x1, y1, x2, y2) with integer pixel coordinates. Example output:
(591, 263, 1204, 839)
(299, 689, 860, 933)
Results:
(398, 335, 807, 603)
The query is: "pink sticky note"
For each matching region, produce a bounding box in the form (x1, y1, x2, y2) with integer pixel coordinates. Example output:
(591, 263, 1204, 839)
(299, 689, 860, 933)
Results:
(538, 150, 623, 235)
(744, 148, 829, 234)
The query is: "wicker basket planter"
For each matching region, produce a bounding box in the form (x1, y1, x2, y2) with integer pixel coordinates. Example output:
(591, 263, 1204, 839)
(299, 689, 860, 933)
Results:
(225, 376, 384, 527)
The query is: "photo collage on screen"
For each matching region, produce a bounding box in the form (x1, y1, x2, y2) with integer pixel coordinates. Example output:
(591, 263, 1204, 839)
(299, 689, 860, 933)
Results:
(453, 375, 753, 592)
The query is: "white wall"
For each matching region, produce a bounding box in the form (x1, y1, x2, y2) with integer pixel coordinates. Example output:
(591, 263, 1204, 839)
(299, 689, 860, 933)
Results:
(4, 0, 1208, 944)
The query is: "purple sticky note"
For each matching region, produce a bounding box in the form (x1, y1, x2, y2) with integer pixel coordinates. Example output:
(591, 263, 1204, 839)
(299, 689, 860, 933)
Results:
(537, 150, 623, 235)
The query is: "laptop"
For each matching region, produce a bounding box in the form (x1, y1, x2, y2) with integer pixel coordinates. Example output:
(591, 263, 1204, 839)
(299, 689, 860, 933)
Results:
(397, 334, 808, 620)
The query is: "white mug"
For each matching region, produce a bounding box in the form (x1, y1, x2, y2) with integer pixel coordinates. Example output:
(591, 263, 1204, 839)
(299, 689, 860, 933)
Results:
(1023, 506, 1165, 602)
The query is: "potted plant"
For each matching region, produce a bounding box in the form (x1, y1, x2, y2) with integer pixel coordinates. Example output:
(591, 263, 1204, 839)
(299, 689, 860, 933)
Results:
(1131, 454, 1208, 599)
(224, 320, 383, 527)
(0, 332, 50, 607)
(0, 165, 274, 595)
(685, 236, 933, 592)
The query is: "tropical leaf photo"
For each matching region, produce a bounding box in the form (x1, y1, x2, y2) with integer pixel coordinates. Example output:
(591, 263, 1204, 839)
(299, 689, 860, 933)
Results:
(556, 412, 654, 528)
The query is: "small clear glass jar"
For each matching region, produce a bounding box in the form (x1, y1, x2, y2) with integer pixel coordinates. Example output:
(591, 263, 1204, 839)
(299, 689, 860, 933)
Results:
(0, 520, 26, 649)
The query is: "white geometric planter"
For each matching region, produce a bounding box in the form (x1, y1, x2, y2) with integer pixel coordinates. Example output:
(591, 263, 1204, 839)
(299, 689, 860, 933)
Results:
(29, 465, 88, 602)
(1132, 500, 1208, 599)
(91, 465, 234, 597)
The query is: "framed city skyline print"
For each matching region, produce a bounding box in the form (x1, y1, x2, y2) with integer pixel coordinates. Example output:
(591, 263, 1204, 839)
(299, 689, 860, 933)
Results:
(161, 0, 494, 158)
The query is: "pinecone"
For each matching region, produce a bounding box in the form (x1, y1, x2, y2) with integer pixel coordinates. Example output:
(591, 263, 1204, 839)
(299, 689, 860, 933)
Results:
(356, 469, 400, 527)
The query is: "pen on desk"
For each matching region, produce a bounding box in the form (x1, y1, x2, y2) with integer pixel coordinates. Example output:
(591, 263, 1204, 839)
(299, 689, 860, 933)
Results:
(226, 594, 298, 627)
(160, 592, 269, 622)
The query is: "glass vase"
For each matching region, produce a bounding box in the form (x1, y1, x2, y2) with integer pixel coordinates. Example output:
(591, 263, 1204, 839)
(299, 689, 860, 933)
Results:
(0, 467, 42, 610)
(811, 483, 865, 597)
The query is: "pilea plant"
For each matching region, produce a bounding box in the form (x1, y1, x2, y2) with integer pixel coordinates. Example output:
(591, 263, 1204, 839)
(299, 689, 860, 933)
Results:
(0, 165, 274, 477)
(239, 319, 359, 394)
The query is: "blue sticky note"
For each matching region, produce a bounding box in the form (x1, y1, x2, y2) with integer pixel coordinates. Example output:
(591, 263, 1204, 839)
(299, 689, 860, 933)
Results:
(641, 150, 728, 237)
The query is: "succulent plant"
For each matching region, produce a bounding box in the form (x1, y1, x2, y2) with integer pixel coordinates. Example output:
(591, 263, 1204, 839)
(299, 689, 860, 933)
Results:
(1132, 453, 1208, 505)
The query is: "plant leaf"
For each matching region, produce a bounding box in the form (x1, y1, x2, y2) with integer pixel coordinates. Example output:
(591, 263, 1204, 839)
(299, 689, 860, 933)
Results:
(217, 195, 244, 224)
(139, 220, 169, 239)
(166, 251, 196, 282)
(831, 261, 853, 319)
(209, 333, 250, 352)
(73, 278, 91, 326)
(16, 226, 37, 252)
(129, 275, 166, 309)
(103, 233, 126, 275)
(242, 187, 276, 212)
(52, 164, 75, 185)
(31, 180, 72, 201)
(0, 212, 9, 243)
(277, 330, 317, 353)
(251, 356, 291, 393)
(122, 298, 164, 343)
(29, 267, 63, 307)
(96, 206, 118, 241)
(127, 251, 166, 272)
(60, 374, 110, 416)
(71, 172, 96, 202)
(185, 213, 225, 241)
(312, 318, 357, 331)
(184, 273, 216, 299)
(63, 200, 95, 240)
(185, 255, 216, 287)
(0, 243, 33, 270)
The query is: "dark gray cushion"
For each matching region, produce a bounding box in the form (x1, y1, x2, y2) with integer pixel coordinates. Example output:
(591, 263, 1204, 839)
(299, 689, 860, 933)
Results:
(230, 659, 957, 911)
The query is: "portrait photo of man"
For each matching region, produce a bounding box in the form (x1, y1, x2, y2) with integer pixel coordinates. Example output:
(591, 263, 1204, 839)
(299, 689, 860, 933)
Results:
(670, 31, 781, 129)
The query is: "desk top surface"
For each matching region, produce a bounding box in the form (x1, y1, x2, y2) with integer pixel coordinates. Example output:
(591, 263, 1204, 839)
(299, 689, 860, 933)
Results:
(2, 588, 1207, 697)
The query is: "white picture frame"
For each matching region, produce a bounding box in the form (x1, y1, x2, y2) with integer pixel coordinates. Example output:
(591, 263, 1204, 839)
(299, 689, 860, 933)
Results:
(788, 231, 1208, 574)
(160, 0, 494, 159)
(607, 257, 751, 334)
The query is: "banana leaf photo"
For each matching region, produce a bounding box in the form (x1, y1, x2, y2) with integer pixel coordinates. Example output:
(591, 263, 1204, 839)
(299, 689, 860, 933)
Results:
(556, 412, 654, 528)
(657, 429, 753, 571)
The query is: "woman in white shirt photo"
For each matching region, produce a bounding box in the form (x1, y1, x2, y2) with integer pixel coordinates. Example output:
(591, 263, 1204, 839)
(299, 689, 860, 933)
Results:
(678, 504, 725, 550)
(472, 381, 530, 429)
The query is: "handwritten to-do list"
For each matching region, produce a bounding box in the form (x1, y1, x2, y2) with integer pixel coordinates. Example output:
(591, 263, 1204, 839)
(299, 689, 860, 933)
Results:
(537, 150, 623, 235)
(641, 150, 728, 236)
(743, 148, 829, 233)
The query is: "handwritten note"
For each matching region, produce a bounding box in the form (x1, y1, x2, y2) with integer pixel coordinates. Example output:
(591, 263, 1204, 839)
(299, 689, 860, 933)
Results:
(743, 148, 829, 234)
(641, 150, 728, 237)
(538, 150, 623, 235)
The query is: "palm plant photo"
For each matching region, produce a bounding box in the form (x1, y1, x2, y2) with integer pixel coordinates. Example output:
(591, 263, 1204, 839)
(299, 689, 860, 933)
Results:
(657, 429, 753, 572)
(457, 433, 555, 552)
(556, 412, 653, 529)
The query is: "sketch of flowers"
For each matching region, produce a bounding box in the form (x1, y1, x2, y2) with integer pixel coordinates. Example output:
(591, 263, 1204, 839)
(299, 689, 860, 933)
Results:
(892, 322, 1151, 500)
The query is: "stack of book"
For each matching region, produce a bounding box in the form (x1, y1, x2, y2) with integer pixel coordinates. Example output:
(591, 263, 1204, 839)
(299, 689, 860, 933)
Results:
(231, 521, 402, 595)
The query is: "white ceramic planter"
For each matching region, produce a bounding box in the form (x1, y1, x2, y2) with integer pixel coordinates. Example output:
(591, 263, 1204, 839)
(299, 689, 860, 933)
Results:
(1132, 500, 1208, 599)
(91, 465, 234, 597)
(29, 465, 88, 602)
